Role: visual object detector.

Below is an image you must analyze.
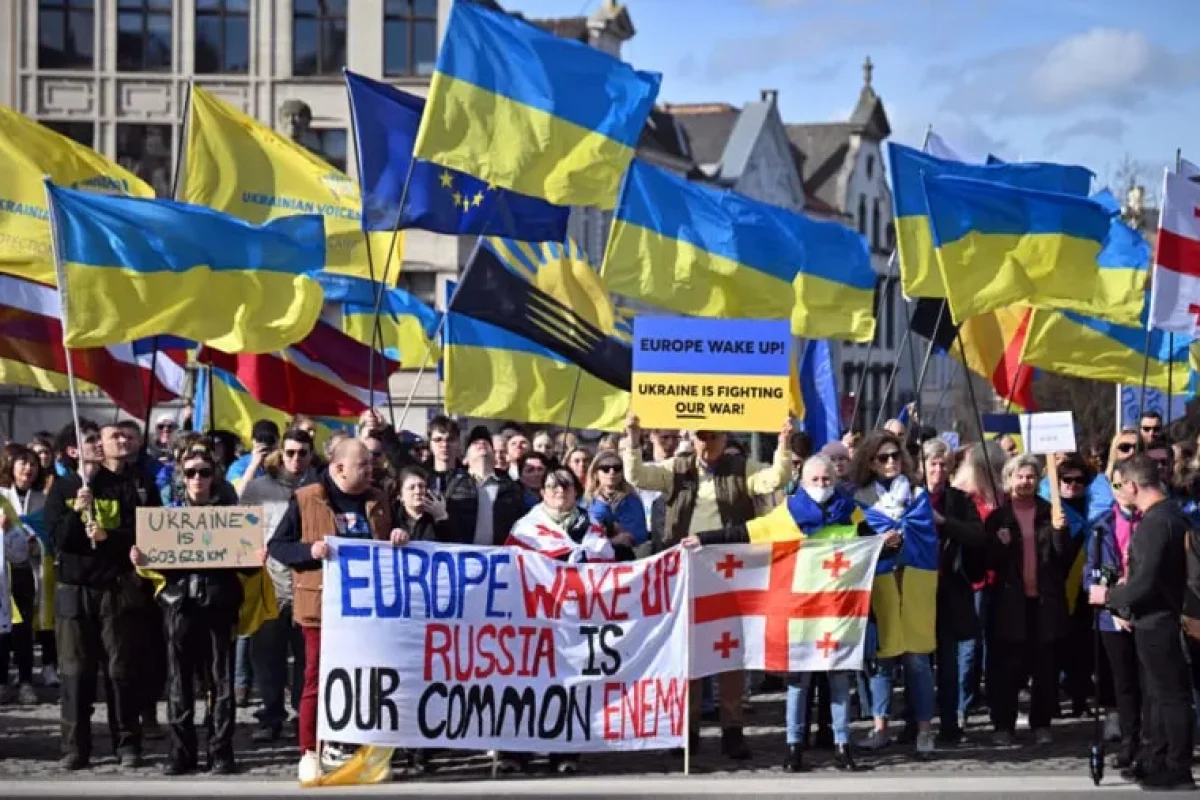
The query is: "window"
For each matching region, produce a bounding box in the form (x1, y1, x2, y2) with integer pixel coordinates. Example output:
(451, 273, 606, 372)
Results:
(857, 194, 867, 236)
(398, 271, 437, 305)
(872, 197, 881, 251)
(117, 0, 172, 71)
(293, 0, 347, 77)
(39, 0, 94, 69)
(299, 128, 348, 173)
(42, 120, 94, 147)
(116, 123, 173, 197)
(884, 277, 896, 350)
(886, 221, 896, 251)
(866, 154, 875, 181)
(195, 0, 249, 74)
(384, 0, 438, 77)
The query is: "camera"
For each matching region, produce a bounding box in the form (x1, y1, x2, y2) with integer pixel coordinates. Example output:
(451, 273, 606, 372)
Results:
(1092, 564, 1120, 588)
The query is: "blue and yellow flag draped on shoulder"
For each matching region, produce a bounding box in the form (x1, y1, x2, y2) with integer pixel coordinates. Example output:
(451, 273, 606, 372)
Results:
(602, 159, 876, 342)
(887, 141, 1093, 298)
(922, 174, 1148, 325)
(746, 488, 863, 544)
(860, 491, 938, 657)
(47, 183, 326, 353)
(315, 273, 441, 369)
(412, 0, 661, 211)
(185, 86, 397, 284)
(0, 104, 154, 285)
(344, 70, 569, 242)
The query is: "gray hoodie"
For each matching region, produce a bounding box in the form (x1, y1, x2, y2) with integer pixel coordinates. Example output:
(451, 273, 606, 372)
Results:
(240, 468, 316, 604)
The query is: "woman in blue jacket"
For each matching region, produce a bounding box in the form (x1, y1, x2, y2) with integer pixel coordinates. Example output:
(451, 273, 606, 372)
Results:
(585, 451, 648, 555)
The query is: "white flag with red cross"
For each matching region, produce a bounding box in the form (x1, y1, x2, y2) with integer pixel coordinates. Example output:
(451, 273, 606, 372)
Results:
(1149, 170, 1200, 334)
(690, 537, 886, 678)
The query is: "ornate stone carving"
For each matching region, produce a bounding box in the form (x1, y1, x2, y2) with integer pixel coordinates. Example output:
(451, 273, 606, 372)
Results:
(276, 99, 313, 141)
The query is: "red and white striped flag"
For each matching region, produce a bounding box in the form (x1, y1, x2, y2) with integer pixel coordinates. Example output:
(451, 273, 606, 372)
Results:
(691, 537, 885, 678)
(1149, 170, 1200, 334)
(505, 507, 615, 563)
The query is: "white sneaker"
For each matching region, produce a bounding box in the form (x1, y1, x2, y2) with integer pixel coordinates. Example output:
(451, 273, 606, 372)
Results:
(298, 750, 322, 785)
(1104, 713, 1121, 743)
(916, 730, 936, 755)
(40, 665, 60, 688)
(1016, 712, 1030, 730)
(321, 743, 352, 770)
(16, 683, 37, 705)
(856, 729, 891, 750)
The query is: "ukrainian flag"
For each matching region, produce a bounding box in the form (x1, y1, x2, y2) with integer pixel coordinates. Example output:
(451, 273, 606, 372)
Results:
(922, 174, 1148, 325)
(0, 357, 95, 394)
(888, 141, 1093, 298)
(793, 339, 840, 450)
(602, 159, 876, 342)
(315, 273, 441, 370)
(861, 492, 939, 657)
(412, 0, 661, 211)
(444, 309, 628, 432)
(185, 87, 397, 284)
(47, 183, 325, 353)
(0, 105, 154, 285)
(1021, 303, 1196, 392)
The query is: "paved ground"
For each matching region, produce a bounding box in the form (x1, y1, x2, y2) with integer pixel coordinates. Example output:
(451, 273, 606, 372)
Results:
(0, 682, 1127, 791)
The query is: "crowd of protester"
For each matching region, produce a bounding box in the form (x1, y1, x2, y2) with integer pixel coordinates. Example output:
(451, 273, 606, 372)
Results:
(0, 406, 1197, 789)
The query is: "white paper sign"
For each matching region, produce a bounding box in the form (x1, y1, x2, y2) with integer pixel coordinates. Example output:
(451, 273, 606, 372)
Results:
(1020, 411, 1077, 455)
(318, 539, 689, 752)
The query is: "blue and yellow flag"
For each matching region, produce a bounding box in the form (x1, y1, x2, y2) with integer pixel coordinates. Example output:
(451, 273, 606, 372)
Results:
(794, 339, 840, 450)
(922, 174, 1148, 325)
(602, 159, 876, 342)
(1020, 303, 1196, 391)
(47, 183, 325, 353)
(345, 70, 570, 242)
(0, 105, 154, 284)
(444, 308, 628, 432)
(315, 273, 442, 370)
(453, 237, 632, 390)
(185, 86, 397, 284)
(861, 491, 939, 657)
(888, 141, 1093, 298)
(746, 488, 862, 544)
(412, 1, 661, 211)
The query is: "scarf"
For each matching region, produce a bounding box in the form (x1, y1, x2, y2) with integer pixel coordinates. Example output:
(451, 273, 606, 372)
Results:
(781, 487, 859, 536)
(506, 503, 615, 563)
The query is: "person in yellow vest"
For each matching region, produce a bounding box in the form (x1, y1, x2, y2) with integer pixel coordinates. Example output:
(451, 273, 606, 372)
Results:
(623, 413, 792, 761)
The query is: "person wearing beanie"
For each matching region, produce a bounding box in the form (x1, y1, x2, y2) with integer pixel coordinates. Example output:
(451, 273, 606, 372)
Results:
(445, 426, 524, 546)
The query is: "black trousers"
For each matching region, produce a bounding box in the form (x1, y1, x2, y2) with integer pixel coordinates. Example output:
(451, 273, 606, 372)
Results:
(988, 602, 1058, 733)
(137, 591, 167, 718)
(164, 601, 238, 766)
(1101, 630, 1141, 754)
(1061, 592, 1094, 708)
(55, 583, 142, 758)
(1135, 624, 1194, 776)
(0, 566, 36, 684)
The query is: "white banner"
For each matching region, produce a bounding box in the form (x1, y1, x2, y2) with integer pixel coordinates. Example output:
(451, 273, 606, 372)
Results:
(318, 539, 689, 752)
(690, 538, 885, 678)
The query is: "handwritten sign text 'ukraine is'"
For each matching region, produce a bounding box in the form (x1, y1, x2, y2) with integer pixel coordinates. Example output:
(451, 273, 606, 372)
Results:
(135, 506, 265, 569)
(318, 539, 689, 752)
(632, 316, 791, 432)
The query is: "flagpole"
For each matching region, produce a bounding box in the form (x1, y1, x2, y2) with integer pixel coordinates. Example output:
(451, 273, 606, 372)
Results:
(1115, 383, 1122, 439)
(908, 299, 948, 447)
(683, 546, 693, 778)
(560, 366, 585, 435)
(1164, 149, 1184, 431)
(207, 365, 215, 432)
(1003, 362, 1027, 415)
(44, 178, 94, 548)
(956, 332, 1001, 502)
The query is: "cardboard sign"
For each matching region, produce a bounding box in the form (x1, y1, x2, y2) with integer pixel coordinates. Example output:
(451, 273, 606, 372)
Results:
(136, 506, 266, 569)
(632, 316, 791, 433)
(1019, 412, 1077, 455)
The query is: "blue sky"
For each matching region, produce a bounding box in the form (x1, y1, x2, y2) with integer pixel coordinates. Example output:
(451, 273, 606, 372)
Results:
(510, 0, 1200, 192)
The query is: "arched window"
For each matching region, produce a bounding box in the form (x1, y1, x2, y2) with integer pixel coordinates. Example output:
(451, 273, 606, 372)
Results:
(858, 194, 867, 236)
(872, 198, 881, 251)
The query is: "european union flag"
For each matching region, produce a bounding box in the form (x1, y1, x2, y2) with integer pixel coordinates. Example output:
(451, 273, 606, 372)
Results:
(344, 70, 570, 242)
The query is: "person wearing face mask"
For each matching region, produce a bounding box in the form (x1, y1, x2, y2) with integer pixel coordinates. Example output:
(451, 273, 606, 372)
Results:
(624, 413, 793, 761)
(682, 454, 866, 773)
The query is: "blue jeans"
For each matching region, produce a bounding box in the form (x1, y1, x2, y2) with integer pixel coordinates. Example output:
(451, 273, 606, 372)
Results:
(235, 635, 253, 693)
(787, 672, 851, 745)
(969, 590, 989, 711)
(870, 652, 935, 724)
(936, 637, 976, 733)
(701, 676, 716, 714)
(251, 605, 305, 730)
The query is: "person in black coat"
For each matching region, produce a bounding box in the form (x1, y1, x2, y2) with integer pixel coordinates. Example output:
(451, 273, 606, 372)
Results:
(983, 454, 1075, 746)
(444, 427, 525, 546)
(923, 439, 986, 745)
(392, 466, 453, 543)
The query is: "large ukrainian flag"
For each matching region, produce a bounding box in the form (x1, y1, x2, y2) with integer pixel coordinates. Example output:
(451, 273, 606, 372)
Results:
(0, 105, 154, 285)
(602, 159, 876, 342)
(923, 174, 1148, 325)
(185, 87, 397, 284)
(861, 492, 939, 657)
(1021, 304, 1196, 392)
(888, 142, 1093, 298)
(47, 183, 325, 353)
(412, 1, 660, 211)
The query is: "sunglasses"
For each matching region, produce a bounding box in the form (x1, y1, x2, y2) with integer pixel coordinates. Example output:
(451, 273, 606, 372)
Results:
(1060, 475, 1087, 486)
(1116, 443, 1136, 454)
(1141, 425, 1162, 433)
(875, 451, 901, 464)
(157, 423, 177, 430)
(367, 449, 383, 458)
(1111, 481, 1123, 490)
(183, 467, 213, 479)
(596, 463, 622, 473)
(283, 448, 310, 459)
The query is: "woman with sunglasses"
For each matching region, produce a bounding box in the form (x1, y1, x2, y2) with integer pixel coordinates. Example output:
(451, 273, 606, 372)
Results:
(0, 444, 47, 704)
(131, 449, 265, 776)
(848, 432, 936, 756)
(984, 454, 1074, 746)
(1084, 459, 1144, 771)
(586, 451, 648, 556)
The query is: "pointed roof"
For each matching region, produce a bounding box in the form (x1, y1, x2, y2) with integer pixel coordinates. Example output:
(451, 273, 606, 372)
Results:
(849, 56, 891, 140)
(666, 103, 740, 169)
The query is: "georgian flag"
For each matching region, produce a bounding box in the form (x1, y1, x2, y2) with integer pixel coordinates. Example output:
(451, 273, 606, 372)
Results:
(1149, 170, 1200, 334)
(690, 536, 885, 679)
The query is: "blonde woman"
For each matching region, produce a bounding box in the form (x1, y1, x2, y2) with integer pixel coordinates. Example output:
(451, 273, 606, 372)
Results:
(585, 451, 647, 552)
